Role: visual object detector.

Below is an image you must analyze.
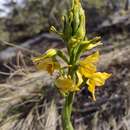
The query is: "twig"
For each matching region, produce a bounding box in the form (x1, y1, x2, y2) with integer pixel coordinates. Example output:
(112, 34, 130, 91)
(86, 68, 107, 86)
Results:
(0, 39, 40, 55)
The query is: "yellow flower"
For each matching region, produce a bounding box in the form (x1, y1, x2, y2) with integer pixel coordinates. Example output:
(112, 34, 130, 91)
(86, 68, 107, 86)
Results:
(79, 51, 100, 77)
(78, 51, 111, 100)
(32, 57, 60, 75)
(87, 72, 111, 101)
(55, 76, 80, 94)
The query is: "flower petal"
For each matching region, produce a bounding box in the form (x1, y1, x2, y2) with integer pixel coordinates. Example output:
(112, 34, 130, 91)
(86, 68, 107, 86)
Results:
(76, 71, 83, 86)
(33, 58, 52, 70)
(79, 63, 96, 77)
(33, 58, 60, 74)
(79, 51, 99, 77)
(80, 51, 100, 64)
(87, 79, 96, 101)
(92, 72, 111, 86)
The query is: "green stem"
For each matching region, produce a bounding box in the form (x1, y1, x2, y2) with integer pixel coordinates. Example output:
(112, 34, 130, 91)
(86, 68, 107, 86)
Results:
(62, 93, 74, 130)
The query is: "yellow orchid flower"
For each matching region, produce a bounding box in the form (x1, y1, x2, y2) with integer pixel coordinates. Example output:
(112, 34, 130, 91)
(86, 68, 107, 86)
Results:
(79, 51, 100, 77)
(55, 76, 80, 94)
(32, 57, 60, 75)
(87, 72, 111, 101)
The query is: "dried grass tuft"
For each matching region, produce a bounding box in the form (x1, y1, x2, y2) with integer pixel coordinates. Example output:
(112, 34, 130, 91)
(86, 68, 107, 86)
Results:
(0, 70, 59, 130)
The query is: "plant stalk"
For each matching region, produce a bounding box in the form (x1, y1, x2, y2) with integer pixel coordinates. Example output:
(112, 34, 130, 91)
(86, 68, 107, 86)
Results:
(62, 92, 74, 130)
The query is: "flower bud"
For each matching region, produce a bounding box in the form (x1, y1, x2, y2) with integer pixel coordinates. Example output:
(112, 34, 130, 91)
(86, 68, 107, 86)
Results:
(63, 0, 86, 47)
(44, 49, 57, 58)
(62, 14, 73, 41)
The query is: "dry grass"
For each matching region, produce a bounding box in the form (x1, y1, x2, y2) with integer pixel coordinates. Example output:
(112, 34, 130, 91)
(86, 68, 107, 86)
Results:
(0, 71, 58, 130)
